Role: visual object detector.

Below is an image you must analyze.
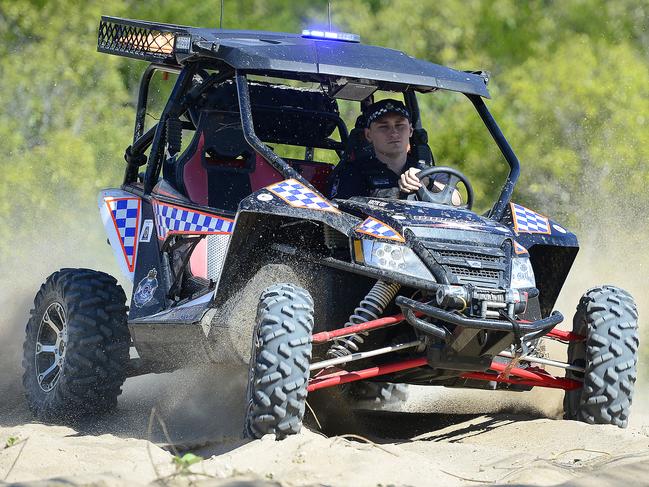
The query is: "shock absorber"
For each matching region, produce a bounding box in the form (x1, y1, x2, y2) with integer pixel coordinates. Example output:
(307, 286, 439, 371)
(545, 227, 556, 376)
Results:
(326, 281, 401, 358)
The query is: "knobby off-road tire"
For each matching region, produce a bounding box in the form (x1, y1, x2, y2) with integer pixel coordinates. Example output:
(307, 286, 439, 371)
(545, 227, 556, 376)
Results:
(23, 268, 130, 421)
(564, 285, 639, 428)
(347, 382, 409, 409)
(245, 284, 314, 440)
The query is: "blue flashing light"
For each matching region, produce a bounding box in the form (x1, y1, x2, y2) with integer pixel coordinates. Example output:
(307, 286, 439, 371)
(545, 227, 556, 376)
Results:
(301, 29, 360, 43)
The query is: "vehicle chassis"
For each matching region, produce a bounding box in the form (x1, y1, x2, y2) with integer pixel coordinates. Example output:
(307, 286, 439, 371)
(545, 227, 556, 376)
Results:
(120, 65, 583, 394)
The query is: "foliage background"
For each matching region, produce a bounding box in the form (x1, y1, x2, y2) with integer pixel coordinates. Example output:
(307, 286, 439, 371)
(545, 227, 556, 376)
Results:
(0, 0, 647, 320)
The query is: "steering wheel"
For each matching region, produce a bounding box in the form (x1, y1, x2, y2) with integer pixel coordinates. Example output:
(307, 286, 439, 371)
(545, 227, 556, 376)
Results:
(413, 166, 474, 210)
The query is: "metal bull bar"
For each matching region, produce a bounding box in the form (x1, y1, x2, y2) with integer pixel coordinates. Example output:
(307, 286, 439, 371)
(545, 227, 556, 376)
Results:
(395, 295, 564, 340)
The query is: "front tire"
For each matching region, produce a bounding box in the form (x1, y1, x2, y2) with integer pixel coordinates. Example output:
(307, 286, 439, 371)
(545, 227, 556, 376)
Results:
(22, 269, 130, 421)
(564, 285, 639, 428)
(245, 284, 314, 440)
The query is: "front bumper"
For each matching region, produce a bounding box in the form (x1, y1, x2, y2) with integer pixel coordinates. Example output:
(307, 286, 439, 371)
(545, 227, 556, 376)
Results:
(395, 295, 563, 342)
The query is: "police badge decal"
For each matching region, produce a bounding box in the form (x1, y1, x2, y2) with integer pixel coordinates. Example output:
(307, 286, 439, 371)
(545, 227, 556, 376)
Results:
(133, 269, 159, 308)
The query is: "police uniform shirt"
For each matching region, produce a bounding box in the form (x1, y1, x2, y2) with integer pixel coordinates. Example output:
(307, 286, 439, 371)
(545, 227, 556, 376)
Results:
(328, 154, 426, 200)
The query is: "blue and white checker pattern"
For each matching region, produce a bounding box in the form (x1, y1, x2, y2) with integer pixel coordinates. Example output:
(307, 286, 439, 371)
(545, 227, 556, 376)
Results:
(266, 179, 338, 213)
(511, 203, 550, 234)
(153, 201, 234, 240)
(513, 240, 529, 255)
(356, 217, 404, 242)
(106, 198, 140, 270)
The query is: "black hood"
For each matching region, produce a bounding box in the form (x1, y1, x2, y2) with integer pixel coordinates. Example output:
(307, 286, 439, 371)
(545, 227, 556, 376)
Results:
(339, 197, 514, 239)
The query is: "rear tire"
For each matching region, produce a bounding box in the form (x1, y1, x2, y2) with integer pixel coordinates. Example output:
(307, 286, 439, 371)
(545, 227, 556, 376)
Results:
(347, 382, 408, 409)
(22, 269, 130, 421)
(563, 285, 639, 428)
(245, 284, 314, 440)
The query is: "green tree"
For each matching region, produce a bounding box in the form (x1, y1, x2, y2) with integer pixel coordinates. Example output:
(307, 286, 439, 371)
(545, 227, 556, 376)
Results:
(0, 0, 131, 270)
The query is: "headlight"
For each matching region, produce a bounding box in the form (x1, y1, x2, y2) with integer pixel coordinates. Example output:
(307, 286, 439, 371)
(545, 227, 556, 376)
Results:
(511, 256, 536, 288)
(354, 240, 435, 281)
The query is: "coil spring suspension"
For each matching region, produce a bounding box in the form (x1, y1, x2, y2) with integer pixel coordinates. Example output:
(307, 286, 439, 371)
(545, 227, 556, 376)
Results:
(326, 281, 401, 358)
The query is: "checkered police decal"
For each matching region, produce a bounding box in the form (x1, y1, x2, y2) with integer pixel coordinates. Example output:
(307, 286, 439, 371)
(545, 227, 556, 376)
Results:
(513, 240, 529, 255)
(366, 102, 410, 126)
(153, 201, 234, 240)
(511, 203, 550, 234)
(356, 217, 405, 242)
(105, 197, 141, 272)
(266, 179, 339, 213)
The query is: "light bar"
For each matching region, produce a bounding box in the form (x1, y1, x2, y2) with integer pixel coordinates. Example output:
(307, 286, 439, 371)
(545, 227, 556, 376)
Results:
(98, 17, 185, 62)
(301, 29, 360, 43)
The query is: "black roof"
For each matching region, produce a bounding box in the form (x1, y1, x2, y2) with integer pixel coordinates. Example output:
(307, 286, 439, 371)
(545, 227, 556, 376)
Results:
(98, 16, 490, 98)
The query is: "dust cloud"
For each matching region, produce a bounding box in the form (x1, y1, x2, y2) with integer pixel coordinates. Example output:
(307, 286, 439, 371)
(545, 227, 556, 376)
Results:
(555, 189, 649, 424)
(0, 294, 31, 418)
(0, 215, 122, 417)
(209, 263, 307, 365)
(0, 209, 251, 443)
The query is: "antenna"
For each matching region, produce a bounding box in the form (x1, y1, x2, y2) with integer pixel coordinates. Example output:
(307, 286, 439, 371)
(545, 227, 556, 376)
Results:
(220, 0, 224, 29)
(328, 1, 332, 31)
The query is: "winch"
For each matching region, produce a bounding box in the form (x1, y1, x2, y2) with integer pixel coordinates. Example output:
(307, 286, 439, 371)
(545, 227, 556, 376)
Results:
(435, 284, 528, 319)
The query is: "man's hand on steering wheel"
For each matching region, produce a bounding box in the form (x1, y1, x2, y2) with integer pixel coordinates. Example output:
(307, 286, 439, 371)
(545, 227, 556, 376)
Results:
(398, 167, 427, 193)
(398, 167, 469, 208)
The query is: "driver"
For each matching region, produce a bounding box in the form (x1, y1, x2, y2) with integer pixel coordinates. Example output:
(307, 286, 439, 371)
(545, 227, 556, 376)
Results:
(328, 99, 461, 204)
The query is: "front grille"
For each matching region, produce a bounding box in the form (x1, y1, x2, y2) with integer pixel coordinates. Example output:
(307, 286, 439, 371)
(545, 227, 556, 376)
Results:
(448, 266, 500, 280)
(437, 249, 501, 263)
(421, 240, 510, 288)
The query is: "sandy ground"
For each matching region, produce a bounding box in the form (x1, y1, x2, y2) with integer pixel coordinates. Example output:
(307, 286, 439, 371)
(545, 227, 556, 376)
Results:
(1, 364, 649, 487)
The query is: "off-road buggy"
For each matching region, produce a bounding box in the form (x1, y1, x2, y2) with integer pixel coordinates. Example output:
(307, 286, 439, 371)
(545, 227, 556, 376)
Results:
(23, 16, 639, 438)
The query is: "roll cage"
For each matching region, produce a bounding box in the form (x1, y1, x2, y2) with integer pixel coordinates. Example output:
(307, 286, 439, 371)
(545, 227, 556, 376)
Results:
(125, 67, 520, 221)
(104, 15, 521, 221)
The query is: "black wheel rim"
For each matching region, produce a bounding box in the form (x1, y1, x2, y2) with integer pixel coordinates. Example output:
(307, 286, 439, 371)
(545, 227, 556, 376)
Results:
(34, 302, 68, 392)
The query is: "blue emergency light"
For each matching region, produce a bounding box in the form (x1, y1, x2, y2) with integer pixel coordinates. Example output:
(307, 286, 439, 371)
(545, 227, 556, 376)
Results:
(301, 29, 361, 43)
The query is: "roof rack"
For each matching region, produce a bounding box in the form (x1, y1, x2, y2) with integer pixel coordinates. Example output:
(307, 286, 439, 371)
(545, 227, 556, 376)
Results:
(96, 16, 491, 98)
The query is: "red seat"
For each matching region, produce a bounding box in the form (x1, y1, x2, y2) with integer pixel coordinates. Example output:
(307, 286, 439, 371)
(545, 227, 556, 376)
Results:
(250, 155, 333, 194)
(180, 132, 333, 207)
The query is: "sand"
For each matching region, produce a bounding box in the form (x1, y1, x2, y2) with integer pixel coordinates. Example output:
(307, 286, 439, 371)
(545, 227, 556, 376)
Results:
(1, 378, 649, 487)
(2, 359, 648, 487)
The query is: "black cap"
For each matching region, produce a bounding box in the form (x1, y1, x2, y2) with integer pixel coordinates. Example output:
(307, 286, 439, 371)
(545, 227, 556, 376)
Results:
(365, 99, 411, 128)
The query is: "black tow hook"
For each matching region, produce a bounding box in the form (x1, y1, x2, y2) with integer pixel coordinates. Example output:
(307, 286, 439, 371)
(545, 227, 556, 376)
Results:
(403, 309, 451, 342)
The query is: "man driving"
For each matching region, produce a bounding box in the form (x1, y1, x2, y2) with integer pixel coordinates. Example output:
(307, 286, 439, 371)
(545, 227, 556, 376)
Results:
(328, 99, 461, 204)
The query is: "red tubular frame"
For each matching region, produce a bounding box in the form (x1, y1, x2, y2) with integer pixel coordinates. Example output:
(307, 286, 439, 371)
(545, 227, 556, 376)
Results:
(307, 358, 428, 392)
(546, 329, 585, 342)
(311, 314, 407, 344)
(517, 321, 585, 342)
(460, 361, 582, 390)
(307, 312, 584, 393)
(307, 356, 582, 392)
